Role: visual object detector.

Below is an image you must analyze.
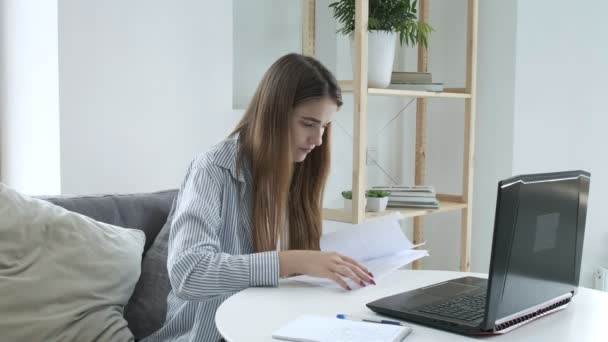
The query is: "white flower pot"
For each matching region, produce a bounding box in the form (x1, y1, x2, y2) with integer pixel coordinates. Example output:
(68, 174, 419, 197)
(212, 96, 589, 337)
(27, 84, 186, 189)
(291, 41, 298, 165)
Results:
(343, 198, 367, 212)
(350, 30, 397, 88)
(366, 197, 389, 212)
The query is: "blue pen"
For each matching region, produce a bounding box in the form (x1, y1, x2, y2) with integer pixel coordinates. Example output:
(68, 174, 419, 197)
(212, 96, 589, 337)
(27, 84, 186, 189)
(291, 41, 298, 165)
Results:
(336, 314, 407, 326)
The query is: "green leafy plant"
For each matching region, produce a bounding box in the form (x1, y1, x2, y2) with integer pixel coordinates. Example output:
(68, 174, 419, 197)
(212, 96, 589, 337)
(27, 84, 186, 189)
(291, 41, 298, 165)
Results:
(366, 189, 391, 198)
(342, 190, 391, 199)
(329, 0, 433, 47)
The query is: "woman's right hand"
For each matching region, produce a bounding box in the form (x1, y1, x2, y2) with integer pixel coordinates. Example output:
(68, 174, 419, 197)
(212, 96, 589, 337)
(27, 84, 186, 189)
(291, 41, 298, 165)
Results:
(278, 250, 375, 290)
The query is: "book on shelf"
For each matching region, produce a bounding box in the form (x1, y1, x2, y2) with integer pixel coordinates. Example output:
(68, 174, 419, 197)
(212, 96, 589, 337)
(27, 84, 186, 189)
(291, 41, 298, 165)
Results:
(391, 71, 432, 84)
(390, 191, 436, 200)
(372, 185, 436, 195)
(388, 197, 440, 209)
(372, 185, 435, 190)
(373, 185, 439, 209)
(388, 201, 439, 209)
(388, 82, 444, 92)
(390, 195, 438, 203)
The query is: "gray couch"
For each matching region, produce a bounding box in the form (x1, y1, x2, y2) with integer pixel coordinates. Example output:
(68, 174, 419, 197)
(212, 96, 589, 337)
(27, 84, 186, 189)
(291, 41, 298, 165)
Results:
(43, 189, 178, 340)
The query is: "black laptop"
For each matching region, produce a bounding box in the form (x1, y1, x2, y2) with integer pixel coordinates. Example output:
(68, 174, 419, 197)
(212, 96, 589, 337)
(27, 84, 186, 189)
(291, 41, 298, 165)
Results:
(367, 170, 590, 335)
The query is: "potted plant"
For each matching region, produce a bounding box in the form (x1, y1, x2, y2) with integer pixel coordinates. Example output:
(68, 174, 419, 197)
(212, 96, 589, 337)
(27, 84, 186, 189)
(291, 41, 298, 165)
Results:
(341, 190, 367, 212)
(365, 189, 391, 212)
(329, 0, 433, 88)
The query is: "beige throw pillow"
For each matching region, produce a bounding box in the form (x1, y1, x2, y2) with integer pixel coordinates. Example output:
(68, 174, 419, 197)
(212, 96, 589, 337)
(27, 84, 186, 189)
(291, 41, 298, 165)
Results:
(0, 184, 145, 342)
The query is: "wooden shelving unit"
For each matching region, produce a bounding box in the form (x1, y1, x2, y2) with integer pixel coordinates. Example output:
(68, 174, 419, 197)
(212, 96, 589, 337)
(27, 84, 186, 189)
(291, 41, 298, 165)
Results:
(302, 0, 478, 272)
(323, 199, 467, 222)
(338, 80, 471, 98)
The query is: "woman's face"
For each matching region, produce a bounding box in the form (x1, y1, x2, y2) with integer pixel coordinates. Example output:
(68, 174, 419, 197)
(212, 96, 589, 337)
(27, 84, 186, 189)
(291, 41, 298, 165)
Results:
(290, 97, 337, 162)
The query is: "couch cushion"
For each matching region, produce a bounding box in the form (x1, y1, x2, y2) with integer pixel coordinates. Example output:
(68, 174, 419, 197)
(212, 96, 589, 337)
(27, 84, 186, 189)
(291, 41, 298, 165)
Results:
(0, 183, 145, 342)
(42, 189, 177, 254)
(124, 199, 175, 340)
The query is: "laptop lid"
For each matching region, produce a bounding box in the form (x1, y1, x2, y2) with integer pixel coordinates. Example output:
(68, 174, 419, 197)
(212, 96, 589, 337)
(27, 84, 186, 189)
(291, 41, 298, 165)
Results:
(482, 170, 590, 331)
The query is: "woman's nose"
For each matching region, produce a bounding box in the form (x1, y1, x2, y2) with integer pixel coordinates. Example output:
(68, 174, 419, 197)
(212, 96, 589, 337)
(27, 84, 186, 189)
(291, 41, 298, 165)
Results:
(310, 129, 323, 146)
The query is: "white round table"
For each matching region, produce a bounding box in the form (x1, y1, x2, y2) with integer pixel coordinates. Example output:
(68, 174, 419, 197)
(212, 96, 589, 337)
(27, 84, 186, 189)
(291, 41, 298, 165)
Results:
(216, 270, 607, 342)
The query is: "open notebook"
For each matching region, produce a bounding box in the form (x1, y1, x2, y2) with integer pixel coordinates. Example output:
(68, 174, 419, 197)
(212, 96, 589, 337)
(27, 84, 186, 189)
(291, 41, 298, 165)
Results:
(272, 315, 412, 342)
(292, 213, 428, 289)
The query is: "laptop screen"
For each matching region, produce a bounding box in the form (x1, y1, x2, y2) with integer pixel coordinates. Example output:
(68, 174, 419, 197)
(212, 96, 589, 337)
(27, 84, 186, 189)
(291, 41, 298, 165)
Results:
(484, 171, 590, 328)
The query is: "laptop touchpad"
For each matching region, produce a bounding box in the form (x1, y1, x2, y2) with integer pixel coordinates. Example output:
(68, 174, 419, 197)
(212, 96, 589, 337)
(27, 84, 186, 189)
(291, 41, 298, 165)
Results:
(422, 282, 479, 297)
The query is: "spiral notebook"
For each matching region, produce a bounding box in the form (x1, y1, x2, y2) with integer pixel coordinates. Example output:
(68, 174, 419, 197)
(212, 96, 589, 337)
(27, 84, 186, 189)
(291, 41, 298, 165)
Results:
(272, 315, 412, 342)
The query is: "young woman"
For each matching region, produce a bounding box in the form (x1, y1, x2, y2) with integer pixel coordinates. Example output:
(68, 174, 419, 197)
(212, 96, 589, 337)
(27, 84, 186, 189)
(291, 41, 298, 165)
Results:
(143, 53, 374, 342)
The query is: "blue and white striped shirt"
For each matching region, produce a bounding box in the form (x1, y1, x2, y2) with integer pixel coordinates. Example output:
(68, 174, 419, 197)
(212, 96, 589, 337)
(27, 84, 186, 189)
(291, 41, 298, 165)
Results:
(143, 137, 280, 342)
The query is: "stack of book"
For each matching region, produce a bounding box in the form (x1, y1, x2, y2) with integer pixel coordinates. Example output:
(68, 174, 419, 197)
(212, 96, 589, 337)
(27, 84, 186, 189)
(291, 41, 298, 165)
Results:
(371, 185, 439, 209)
(389, 71, 444, 92)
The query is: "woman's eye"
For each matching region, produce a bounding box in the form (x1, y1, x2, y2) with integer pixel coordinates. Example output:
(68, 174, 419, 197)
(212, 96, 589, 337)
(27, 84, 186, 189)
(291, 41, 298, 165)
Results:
(302, 122, 315, 128)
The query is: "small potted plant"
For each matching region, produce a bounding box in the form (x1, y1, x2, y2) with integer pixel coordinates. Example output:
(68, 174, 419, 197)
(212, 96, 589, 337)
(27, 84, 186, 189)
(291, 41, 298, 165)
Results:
(341, 190, 367, 212)
(329, 0, 433, 88)
(365, 189, 391, 212)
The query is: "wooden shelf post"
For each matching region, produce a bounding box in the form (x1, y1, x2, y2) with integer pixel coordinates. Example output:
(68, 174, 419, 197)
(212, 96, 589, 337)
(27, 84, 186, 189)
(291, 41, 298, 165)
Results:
(352, 0, 369, 224)
(460, 0, 479, 272)
(302, 0, 315, 56)
(411, 0, 429, 270)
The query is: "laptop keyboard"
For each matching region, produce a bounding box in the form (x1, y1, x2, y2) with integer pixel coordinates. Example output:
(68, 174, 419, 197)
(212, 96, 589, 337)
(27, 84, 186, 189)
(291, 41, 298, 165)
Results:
(418, 293, 486, 322)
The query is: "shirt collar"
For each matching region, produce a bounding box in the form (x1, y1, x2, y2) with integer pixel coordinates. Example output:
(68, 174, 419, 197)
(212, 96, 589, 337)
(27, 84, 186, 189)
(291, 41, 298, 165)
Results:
(214, 136, 251, 184)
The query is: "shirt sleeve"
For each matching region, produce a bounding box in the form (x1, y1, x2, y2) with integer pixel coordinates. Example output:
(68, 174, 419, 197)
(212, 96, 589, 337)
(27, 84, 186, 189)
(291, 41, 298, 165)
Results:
(167, 163, 279, 301)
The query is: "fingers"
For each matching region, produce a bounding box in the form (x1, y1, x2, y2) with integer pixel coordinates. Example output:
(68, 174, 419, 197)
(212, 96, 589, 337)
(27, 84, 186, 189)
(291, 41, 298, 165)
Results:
(340, 255, 374, 277)
(333, 265, 364, 288)
(328, 272, 351, 291)
(338, 254, 375, 285)
(317, 252, 377, 291)
(339, 260, 375, 285)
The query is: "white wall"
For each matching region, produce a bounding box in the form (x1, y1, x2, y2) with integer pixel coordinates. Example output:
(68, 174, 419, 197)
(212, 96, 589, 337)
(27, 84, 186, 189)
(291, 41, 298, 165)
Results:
(410, 0, 468, 271)
(58, 0, 236, 195)
(510, 0, 608, 287)
(0, 0, 61, 195)
(466, 0, 607, 288)
(469, 0, 518, 273)
(233, 0, 302, 109)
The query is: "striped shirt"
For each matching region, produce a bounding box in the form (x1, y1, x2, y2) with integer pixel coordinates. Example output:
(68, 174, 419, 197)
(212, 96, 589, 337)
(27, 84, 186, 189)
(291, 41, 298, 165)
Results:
(143, 137, 280, 342)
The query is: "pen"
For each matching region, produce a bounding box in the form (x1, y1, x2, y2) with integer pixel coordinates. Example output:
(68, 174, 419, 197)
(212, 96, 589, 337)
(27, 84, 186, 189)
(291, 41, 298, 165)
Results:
(336, 314, 407, 326)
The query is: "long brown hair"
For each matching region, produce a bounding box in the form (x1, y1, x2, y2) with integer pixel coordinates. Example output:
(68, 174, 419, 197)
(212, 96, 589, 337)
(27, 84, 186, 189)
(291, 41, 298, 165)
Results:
(231, 53, 342, 252)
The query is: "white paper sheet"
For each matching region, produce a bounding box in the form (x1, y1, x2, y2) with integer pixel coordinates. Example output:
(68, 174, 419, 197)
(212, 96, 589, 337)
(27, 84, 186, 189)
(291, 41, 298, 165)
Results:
(291, 249, 428, 289)
(272, 315, 412, 342)
(320, 213, 412, 261)
(292, 213, 429, 289)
